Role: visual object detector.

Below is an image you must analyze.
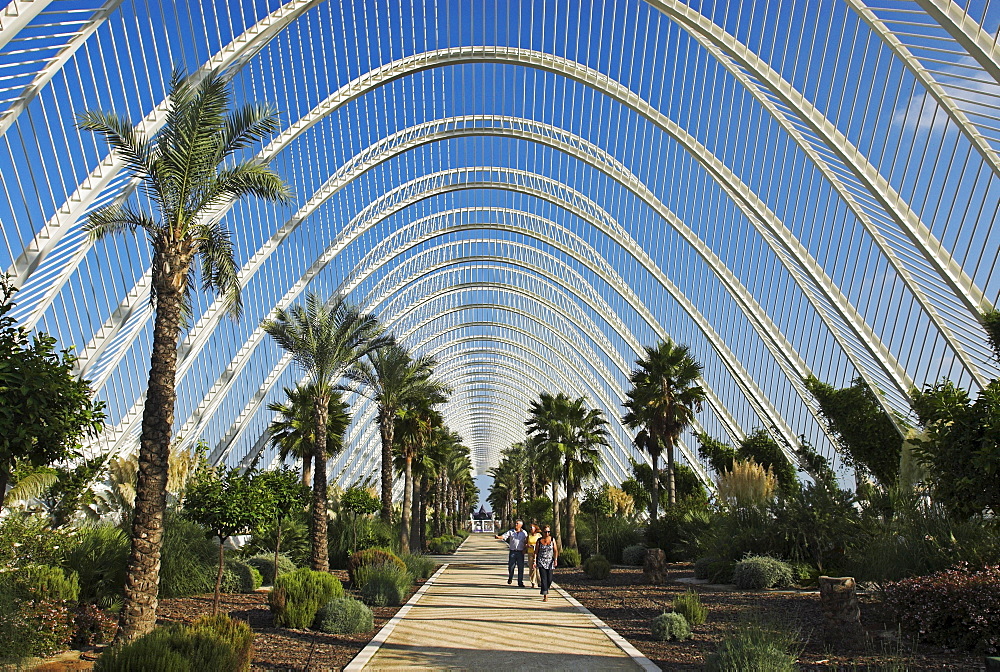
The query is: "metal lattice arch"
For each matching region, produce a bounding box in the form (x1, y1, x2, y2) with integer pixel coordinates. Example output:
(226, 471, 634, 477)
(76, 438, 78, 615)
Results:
(2, 0, 999, 486)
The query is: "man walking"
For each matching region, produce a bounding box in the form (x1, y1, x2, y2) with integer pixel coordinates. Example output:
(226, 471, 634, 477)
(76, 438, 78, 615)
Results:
(495, 519, 528, 586)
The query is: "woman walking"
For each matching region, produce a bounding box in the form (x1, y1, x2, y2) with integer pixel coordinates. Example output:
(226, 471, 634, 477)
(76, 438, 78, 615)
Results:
(532, 525, 558, 601)
(526, 523, 542, 588)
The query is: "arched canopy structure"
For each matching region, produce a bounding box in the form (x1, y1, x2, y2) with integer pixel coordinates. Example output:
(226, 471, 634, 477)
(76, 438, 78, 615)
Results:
(1, 0, 998, 488)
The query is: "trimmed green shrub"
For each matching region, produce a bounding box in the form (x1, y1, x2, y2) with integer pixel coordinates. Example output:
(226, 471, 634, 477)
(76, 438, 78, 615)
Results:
(559, 548, 581, 568)
(221, 559, 262, 593)
(160, 513, 216, 598)
(707, 560, 736, 584)
(72, 603, 119, 646)
(64, 524, 129, 606)
(732, 556, 794, 590)
(673, 589, 708, 626)
(12, 564, 80, 601)
(791, 562, 819, 587)
(269, 568, 344, 629)
(704, 618, 799, 671)
(651, 611, 692, 641)
(246, 553, 295, 585)
(402, 553, 436, 580)
(188, 614, 254, 672)
(622, 544, 647, 566)
(359, 565, 412, 607)
(426, 535, 463, 554)
(694, 556, 721, 580)
(93, 625, 240, 671)
(347, 548, 406, 585)
(316, 597, 374, 634)
(583, 554, 611, 580)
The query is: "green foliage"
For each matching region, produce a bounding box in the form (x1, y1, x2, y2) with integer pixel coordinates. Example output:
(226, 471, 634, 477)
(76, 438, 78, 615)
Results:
(706, 560, 736, 584)
(732, 556, 794, 590)
(427, 535, 463, 554)
(737, 430, 798, 495)
(221, 559, 262, 593)
(704, 617, 799, 671)
(648, 502, 713, 561)
(583, 554, 611, 579)
(805, 375, 903, 487)
(341, 486, 381, 516)
(697, 432, 737, 475)
(982, 309, 1000, 361)
(0, 512, 66, 571)
(347, 548, 406, 585)
(11, 563, 80, 601)
(160, 512, 217, 598)
(402, 553, 436, 580)
(71, 603, 119, 646)
(316, 597, 374, 634)
(93, 624, 241, 672)
(650, 611, 692, 641)
(187, 614, 254, 672)
(694, 556, 719, 580)
(622, 544, 647, 566)
(64, 523, 129, 606)
(559, 547, 581, 567)
(358, 565, 412, 607)
(183, 467, 271, 544)
(0, 593, 74, 662)
(0, 277, 107, 517)
(269, 568, 344, 629)
(246, 553, 296, 585)
(517, 496, 552, 526)
(910, 378, 1000, 517)
(672, 589, 708, 626)
(766, 480, 857, 572)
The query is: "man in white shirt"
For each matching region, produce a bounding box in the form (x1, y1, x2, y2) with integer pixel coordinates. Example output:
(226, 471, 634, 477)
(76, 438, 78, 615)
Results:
(496, 519, 528, 586)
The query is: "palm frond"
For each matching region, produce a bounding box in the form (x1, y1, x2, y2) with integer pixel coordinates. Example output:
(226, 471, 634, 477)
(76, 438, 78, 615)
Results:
(76, 110, 154, 179)
(3, 470, 58, 505)
(83, 204, 158, 241)
(193, 219, 242, 318)
(220, 102, 282, 156)
(208, 162, 292, 207)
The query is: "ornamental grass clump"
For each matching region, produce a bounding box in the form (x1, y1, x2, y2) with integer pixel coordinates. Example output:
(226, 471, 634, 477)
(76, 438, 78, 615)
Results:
(732, 556, 794, 590)
(316, 597, 374, 634)
(269, 568, 344, 629)
(347, 548, 406, 585)
(359, 565, 412, 607)
(559, 548, 581, 568)
(402, 553, 436, 580)
(672, 589, 708, 626)
(704, 617, 799, 671)
(717, 459, 777, 508)
(882, 563, 1000, 653)
(651, 611, 692, 641)
(583, 554, 611, 579)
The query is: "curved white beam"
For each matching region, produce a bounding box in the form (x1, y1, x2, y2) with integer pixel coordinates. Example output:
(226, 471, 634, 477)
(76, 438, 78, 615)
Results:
(912, 0, 1000, 84)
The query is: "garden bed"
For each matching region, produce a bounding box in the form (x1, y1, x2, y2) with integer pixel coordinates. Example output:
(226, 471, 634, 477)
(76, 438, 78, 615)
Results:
(556, 564, 981, 670)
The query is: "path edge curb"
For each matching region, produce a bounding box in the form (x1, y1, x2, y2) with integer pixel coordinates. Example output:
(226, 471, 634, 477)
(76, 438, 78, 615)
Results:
(554, 583, 662, 672)
(344, 562, 450, 671)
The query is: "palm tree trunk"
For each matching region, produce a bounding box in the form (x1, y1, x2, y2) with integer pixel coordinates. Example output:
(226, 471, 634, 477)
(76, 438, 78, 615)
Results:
(665, 435, 676, 506)
(566, 463, 578, 549)
(311, 395, 330, 571)
(435, 473, 444, 536)
(551, 480, 561, 546)
(0, 463, 9, 519)
(419, 476, 428, 550)
(273, 527, 282, 584)
(117, 259, 186, 644)
(401, 455, 413, 551)
(650, 446, 659, 524)
(379, 409, 394, 523)
(411, 475, 421, 552)
(214, 538, 225, 616)
(302, 453, 312, 487)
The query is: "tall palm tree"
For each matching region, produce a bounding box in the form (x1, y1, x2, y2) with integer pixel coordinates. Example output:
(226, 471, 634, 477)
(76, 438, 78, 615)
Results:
(563, 399, 608, 549)
(268, 384, 350, 486)
(394, 390, 448, 550)
(263, 292, 386, 571)
(79, 70, 290, 642)
(622, 339, 706, 523)
(526, 391, 575, 545)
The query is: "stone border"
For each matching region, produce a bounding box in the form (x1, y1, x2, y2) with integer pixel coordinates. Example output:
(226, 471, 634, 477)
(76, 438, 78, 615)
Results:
(553, 583, 662, 672)
(344, 562, 450, 671)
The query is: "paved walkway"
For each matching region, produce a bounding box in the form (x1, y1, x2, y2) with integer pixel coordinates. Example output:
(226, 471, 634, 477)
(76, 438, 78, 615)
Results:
(352, 534, 649, 671)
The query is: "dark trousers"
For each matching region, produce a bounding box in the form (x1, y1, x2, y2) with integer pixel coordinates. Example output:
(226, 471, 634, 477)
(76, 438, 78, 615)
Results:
(508, 550, 525, 584)
(538, 566, 553, 595)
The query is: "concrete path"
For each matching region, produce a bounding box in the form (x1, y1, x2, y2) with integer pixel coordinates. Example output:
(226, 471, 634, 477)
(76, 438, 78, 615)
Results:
(353, 534, 651, 671)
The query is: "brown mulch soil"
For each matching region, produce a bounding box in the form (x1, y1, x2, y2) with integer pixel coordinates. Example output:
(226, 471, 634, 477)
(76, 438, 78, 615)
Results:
(557, 564, 984, 671)
(153, 569, 422, 671)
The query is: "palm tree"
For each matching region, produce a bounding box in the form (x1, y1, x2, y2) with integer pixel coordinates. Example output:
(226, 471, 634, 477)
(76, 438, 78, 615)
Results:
(262, 292, 386, 571)
(78, 70, 290, 641)
(526, 392, 575, 545)
(562, 399, 608, 549)
(346, 343, 447, 525)
(267, 384, 350, 486)
(394, 390, 448, 550)
(622, 339, 706, 523)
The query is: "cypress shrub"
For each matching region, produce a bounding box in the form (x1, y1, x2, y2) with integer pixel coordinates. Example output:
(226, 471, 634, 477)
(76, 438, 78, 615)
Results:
(269, 568, 344, 629)
(672, 589, 708, 626)
(651, 612, 692, 641)
(583, 554, 611, 579)
(187, 615, 254, 672)
(93, 625, 239, 671)
(316, 597, 374, 634)
(559, 548, 581, 568)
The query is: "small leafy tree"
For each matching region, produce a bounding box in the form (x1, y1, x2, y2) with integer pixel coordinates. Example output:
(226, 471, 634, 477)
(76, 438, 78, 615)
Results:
(183, 467, 269, 614)
(580, 485, 613, 555)
(341, 487, 380, 552)
(0, 277, 106, 517)
(254, 468, 309, 582)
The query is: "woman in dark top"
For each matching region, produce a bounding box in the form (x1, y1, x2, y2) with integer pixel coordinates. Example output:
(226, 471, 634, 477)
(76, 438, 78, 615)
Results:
(532, 525, 559, 601)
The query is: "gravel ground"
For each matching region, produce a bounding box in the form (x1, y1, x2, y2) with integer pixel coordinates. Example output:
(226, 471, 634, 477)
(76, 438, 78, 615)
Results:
(556, 564, 983, 671)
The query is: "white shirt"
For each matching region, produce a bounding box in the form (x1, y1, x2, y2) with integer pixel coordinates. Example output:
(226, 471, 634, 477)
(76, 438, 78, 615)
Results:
(501, 528, 528, 551)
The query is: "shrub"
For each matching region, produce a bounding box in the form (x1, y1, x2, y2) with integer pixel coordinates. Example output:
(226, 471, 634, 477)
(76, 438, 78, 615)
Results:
(694, 556, 721, 580)
(160, 513, 217, 598)
(791, 562, 819, 587)
(673, 589, 708, 626)
(1, 598, 75, 658)
(882, 563, 1000, 653)
(64, 524, 129, 606)
(595, 517, 644, 564)
(583, 554, 611, 580)
(269, 568, 344, 629)
(187, 615, 254, 672)
(347, 548, 406, 585)
(72, 603, 119, 646)
(559, 548, 581, 568)
(622, 544, 647, 566)
(403, 553, 436, 580)
(427, 535, 463, 554)
(316, 597, 374, 634)
(359, 565, 412, 607)
(221, 559, 262, 593)
(246, 553, 296, 585)
(732, 556, 794, 590)
(707, 560, 736, 584)
(704, 618, 799, 671)
(12, 564, 80, 601)
(651, 611, 692, 641)
(0, 513, 67, 571)
(93, 625, 240, 671)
